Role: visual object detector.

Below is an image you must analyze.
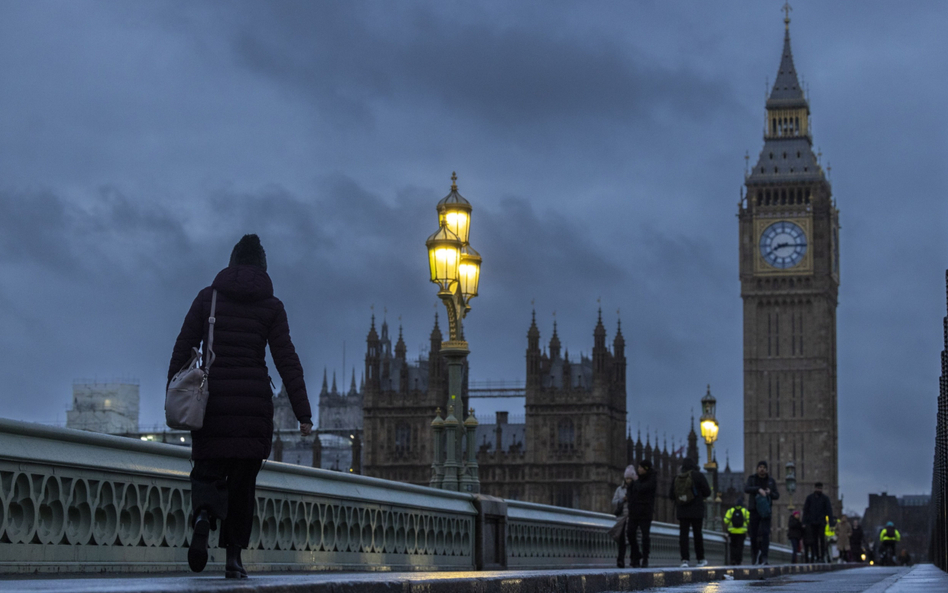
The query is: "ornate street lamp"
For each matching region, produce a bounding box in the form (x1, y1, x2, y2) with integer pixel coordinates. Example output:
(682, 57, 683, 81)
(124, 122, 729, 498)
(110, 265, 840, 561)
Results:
(699, 385, 719, 472)
(426, 172, 481, 493)
(699, 385, 721, 531)
(785, 460, 797, 511)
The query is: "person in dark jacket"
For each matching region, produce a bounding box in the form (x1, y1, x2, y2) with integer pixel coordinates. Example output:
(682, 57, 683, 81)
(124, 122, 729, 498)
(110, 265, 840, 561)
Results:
(744, 461, 780, 565)
(626, 459, 657, 568)
(850, 519, 865, 561)
(787, 510, 804, 563)
(802, 482, 835, 563)
(668, 457, 712, 567)
(168, 234, 312, 578)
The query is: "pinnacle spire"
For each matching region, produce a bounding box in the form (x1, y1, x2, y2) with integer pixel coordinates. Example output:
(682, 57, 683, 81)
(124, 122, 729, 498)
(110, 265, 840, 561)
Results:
(767, 6, 806, 109)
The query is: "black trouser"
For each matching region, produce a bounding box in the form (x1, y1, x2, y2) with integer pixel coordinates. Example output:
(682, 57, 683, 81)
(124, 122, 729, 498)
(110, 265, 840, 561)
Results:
(190, 458, 263, 549)
(789, 537, 801, 563)
(678, 517, 704, 561)
(616, 517, 628, 564)
(729, 532, 746, 565)
(749, 512, 771, 563)
(627, 514, 652, 565)
(803, 525, 826, 562)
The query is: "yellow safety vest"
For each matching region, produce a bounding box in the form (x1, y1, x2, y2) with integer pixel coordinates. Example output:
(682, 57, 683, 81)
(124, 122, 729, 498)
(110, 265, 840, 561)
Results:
(880, 528, 901, 543)
(824, 516, 835, 538)
(724, 506, 750, 534)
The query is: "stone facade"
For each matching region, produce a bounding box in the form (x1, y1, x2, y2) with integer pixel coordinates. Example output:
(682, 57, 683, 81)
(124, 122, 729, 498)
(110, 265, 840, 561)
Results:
(739, 19, 841, 543)
(66, 380, 140, 435)
(861, 493, 931, 562)
(362, 310, 696, 517)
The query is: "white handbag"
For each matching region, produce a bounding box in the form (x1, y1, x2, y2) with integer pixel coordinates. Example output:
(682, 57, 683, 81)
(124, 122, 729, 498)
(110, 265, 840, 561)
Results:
(165, 290, 217, 430)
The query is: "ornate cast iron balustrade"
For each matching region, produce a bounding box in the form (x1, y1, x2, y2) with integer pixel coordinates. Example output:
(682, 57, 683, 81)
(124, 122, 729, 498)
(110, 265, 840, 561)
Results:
(0, 418, 789, 573)
(0, 418, 475, 574)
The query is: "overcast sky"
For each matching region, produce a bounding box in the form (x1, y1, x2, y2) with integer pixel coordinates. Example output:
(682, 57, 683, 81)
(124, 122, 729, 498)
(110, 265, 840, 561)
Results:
(0, 1, 945, 514)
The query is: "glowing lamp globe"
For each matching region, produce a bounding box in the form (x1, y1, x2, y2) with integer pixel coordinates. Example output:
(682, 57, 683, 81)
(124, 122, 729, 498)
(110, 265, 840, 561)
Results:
(459, 245, 482, 301)
(700, 419, 719, 446)
(426, 225, 461, 293)
(437, 172, 473, 245)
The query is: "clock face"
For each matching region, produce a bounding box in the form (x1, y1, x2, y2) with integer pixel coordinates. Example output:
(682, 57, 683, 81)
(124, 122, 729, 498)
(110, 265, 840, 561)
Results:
(759, 221, 808, 269)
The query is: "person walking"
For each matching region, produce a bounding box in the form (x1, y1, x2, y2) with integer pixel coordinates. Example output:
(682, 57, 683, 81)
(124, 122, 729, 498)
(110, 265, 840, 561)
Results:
(850, 518, 865, 562)
(723, 498, 750, 565)
(168, 234, 312, 579)
(743, 461, 780, 565)
(626, 459, 657, 568)
(835, 515, 852, 562)
(787, 510, 804, 564)
(669, 457, 711, 567)
(802, 482, 835, 563)
(611, 469, 632, 567)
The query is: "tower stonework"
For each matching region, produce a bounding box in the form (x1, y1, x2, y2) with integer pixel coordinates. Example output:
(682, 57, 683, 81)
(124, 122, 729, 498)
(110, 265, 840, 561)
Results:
(739, 16, 840, 543)
(520, 311, 627, 511)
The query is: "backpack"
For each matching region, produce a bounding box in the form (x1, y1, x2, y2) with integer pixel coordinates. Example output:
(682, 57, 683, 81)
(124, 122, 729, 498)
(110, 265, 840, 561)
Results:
(731, 507, 745, 528)
(885, 526, 896, 539)
(755, 494, 772, 518)
(674, 471, 696, 505)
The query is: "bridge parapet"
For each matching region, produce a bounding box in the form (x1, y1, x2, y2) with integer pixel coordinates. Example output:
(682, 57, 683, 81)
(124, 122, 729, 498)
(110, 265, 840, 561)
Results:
(0, 418, 788, 574)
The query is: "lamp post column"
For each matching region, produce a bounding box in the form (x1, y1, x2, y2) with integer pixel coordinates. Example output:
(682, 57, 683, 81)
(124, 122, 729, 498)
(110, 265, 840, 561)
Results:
(430, 408, 445, 489)
(461, 408, 480, 493)
(442, 404, 460, 491)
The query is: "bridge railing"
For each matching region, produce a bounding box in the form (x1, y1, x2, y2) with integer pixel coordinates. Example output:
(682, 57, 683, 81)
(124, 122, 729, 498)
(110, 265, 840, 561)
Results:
(0, 418, 788, 574)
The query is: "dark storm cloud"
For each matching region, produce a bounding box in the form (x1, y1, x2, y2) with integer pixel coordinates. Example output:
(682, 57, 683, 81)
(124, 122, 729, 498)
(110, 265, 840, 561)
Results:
(0, 0, 944, 512)
(225, 2, 730, 133)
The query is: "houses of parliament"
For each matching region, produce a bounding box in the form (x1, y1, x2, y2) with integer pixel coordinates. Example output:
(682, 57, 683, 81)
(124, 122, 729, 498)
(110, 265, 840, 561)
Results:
(292, 11, 841, 534)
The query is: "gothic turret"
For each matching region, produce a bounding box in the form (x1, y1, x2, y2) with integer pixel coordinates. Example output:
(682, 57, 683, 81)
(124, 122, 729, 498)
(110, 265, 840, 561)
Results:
(526, 310, 541, 390)
(365, 315, 381, 392)
(549, 321, 561, 360)
(592, 308, 609, 384)
(428, 312, 444, 393)
(687, 414, 699, 465)
(395, 324, 407, 361)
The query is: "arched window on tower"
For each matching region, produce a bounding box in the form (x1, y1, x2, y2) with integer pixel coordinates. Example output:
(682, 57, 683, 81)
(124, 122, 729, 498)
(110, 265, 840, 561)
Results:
(557, 418, 575, 452)
(395, 422, 411, 456)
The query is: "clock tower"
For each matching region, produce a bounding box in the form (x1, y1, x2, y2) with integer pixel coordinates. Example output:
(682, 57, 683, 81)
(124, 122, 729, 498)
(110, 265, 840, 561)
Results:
(739, 11, 840, 543)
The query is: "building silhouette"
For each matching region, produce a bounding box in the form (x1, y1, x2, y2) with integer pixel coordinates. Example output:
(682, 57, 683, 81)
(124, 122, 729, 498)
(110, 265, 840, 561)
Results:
(361, 310, 693, 519)
(739, 13, 841, 543)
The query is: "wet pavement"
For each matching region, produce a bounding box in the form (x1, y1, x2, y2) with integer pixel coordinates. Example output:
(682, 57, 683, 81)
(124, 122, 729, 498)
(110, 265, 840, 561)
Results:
(629, 565, 948, 592)
(0, 563, 859, 593)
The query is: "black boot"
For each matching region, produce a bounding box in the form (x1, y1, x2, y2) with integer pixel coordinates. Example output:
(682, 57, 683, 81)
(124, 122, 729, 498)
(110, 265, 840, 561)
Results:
(225, 545, 248, 579)
(188, 511, 210, 573)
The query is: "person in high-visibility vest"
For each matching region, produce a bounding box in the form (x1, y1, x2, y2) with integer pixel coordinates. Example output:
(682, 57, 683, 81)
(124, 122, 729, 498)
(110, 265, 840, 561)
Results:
(879, 521, 901, 564)
(824, 516, 837, 562)
(724, 498, 751, 565)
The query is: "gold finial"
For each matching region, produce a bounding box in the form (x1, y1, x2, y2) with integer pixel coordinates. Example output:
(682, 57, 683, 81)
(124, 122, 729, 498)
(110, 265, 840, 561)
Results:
(451, 171, 458, 191)
(469, 408, 474, 415)
(783, 2, 792, 31)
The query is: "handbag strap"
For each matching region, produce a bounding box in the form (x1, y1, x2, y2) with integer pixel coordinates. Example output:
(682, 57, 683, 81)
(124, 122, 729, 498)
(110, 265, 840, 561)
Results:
(203, 289, 218, 371)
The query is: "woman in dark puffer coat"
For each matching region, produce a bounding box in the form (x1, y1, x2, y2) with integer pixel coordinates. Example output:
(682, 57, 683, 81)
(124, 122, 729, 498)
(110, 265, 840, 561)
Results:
(168, 234, 312, 578)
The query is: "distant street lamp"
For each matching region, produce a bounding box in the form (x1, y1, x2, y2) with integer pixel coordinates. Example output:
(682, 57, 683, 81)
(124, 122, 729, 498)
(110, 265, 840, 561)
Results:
(699, 385, 721, 531)
(426, 172, 481, 493)
(785, 460, 797, 511)
(699, 385, 719, 477)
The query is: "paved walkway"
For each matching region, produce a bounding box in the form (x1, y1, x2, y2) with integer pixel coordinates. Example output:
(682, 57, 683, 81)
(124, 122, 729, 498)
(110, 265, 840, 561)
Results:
(634, 565, 948, 592)
(0, 563, 866, 593)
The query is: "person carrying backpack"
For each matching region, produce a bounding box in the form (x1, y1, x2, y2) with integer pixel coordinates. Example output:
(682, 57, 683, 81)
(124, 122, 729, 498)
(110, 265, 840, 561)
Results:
(743, 461, 779, 565)
(668, 457, 712, 567)
(724, 498, 750, 565)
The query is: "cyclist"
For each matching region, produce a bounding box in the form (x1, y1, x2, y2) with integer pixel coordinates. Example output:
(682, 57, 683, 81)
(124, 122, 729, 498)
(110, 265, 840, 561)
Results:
(878, 522, 901, 565)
